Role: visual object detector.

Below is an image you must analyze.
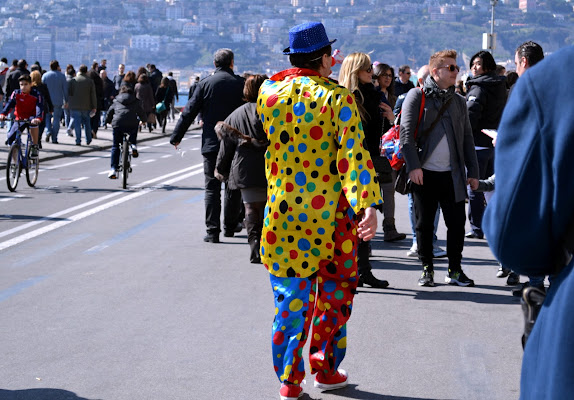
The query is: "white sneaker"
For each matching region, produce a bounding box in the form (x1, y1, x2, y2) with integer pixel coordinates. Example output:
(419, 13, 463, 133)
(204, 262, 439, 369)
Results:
(406, 243, 418, 257)
(433, 244, 447, 258)
(108, 169, 118, 179)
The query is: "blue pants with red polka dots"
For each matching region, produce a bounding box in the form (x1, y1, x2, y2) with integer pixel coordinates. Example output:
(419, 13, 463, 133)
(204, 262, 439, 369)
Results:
(269, 197, 359, 385)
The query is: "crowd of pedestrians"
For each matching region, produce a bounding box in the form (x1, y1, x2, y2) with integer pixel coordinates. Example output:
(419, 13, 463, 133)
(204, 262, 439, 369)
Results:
(2, 28, 572, 400)
(0, 57, 181, 178)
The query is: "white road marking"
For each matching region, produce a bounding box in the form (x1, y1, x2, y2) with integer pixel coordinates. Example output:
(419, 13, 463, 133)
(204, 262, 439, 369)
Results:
(0, 168, 203, 252)
(70, 177, 89, 182)
(153, 142, 171, 147)
(41, 157, 102, 170)
(142, 159, 156, 163)
(161, 154, 173, 159)
(98, 170, 109, 175)
(0, 163, 202, 241)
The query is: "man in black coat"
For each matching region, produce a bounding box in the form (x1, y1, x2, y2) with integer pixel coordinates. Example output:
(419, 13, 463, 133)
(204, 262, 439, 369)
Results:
(394, 64, 415, 97)
(170, 48, 245, 243)
(4, 59, 30, 98)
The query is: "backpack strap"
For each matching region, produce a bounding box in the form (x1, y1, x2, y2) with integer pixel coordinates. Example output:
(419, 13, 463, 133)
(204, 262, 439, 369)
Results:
(413, 87, 425, 141)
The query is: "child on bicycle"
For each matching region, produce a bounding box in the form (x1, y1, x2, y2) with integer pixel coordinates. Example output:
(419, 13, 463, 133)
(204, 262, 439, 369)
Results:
(105, 85, 147, 179)
(0, 74, 44, 158)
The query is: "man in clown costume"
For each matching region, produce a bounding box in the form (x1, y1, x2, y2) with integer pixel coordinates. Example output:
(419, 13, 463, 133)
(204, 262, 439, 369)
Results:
(257, 22, 384, 400)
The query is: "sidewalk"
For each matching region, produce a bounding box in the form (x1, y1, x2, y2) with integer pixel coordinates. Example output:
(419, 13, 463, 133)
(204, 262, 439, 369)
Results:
(0, 117, 200, 170)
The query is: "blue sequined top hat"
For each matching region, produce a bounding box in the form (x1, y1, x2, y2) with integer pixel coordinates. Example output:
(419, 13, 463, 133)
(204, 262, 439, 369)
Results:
(283, 22, 337, 55)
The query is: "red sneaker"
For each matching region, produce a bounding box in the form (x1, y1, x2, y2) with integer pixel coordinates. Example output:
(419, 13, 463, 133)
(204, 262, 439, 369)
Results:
(279, 383, 303, 400)
(314, 368, 349, 391)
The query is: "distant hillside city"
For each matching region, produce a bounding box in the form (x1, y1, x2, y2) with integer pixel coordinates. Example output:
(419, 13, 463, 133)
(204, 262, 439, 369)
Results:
(0, 0, 572, 89)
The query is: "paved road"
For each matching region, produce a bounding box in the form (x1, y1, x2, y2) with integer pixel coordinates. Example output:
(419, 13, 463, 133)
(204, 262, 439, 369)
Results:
(0, 120, 523, 400)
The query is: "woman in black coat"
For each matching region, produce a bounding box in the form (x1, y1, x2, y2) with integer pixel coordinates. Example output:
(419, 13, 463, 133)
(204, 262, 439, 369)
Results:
(465, 50, 507, 239)
(155, 77, 175, 133)
(214, 74, 268, 264)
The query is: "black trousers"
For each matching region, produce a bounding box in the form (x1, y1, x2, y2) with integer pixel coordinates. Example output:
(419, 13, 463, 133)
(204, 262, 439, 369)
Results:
(411, 169, 465, 271)
(203, 152, 242, 235)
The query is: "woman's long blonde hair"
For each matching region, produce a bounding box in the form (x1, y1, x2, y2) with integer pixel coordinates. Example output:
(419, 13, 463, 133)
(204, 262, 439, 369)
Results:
(30, 70, 42, 87)
(338, 52, 371, 121)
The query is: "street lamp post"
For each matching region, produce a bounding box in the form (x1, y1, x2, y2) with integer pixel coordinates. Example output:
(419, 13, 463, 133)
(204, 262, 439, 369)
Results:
(490, 0, 498, 56)
(483, 0, 498, 56)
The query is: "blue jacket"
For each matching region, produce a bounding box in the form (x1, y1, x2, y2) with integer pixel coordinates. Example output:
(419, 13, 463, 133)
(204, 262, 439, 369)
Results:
(483, 45, 574, 399)
(42, 70, 68, 107)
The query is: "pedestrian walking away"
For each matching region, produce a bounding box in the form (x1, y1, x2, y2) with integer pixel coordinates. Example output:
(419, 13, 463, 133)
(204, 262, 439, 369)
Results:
(257, 21, 383, 400)
(170, 48, 245, 244)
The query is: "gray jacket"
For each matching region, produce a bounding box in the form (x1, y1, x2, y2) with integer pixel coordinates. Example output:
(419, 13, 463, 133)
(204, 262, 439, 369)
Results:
(399, 77, 479, 203)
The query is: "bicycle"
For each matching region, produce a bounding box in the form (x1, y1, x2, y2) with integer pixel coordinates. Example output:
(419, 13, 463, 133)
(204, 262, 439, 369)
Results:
(5, 119, 39, 192)
(118, 132, 132, 189)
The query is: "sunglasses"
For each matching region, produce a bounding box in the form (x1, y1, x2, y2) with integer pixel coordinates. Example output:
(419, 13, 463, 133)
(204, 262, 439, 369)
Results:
(363, 65, 373, 73)
(438, 64, 460, 72)
(378, 73, 393, 78)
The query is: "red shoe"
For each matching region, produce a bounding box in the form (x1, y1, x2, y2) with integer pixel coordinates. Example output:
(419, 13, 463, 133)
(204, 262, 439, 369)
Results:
(314, 369, 348, 391)
(279, 383, 303, 400)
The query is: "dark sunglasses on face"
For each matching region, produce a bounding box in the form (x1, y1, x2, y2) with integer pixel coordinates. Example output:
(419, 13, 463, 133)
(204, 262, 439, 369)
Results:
(363, 65, 373, 73)
(439, 64, 460, 72)
(378, 73, 393, 78)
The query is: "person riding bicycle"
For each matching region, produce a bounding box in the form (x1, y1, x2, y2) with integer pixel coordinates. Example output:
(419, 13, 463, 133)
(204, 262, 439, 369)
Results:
(105, 85, 147, 179)
(0, 74, 44, 158)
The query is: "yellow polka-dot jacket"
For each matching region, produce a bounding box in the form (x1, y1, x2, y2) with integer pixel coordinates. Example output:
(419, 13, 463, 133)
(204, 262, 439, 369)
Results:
(257, 68, 384, 278)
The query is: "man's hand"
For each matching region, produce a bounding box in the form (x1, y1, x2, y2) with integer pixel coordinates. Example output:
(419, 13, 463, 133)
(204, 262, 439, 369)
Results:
(0, 114, 5, 121)
(409, 168, 423, 185)
(31, 118, 41, 125)
(468, 178, 479, 191)
(357, 207, 378, 241)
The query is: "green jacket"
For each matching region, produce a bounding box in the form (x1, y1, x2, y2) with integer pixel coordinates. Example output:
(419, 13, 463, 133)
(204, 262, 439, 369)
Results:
(68, 73, 96, 111)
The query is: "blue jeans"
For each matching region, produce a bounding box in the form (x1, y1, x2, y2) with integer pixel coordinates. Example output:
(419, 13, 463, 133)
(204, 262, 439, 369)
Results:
(110, 127, 137, 169)
(45, 106, 64, 142)
(468, 148, 495, 235)
(71, 110, 92, 144)
(409, 192, 440, 245)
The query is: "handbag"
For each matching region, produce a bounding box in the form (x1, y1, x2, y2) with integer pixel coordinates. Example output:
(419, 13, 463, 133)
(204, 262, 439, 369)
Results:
(394, 164, 410, 195)
(380, 88, 425, 171)
(155, 101, 166, 114)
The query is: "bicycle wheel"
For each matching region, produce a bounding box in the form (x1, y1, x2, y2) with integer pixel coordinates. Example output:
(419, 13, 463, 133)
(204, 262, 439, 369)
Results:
(25, 145, 40, 187)
(6, 144, 21, 192)
(121, 137, 129, 189)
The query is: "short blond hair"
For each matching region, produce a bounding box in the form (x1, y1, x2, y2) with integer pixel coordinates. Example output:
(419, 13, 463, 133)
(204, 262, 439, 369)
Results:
(429, 49, 457, 71)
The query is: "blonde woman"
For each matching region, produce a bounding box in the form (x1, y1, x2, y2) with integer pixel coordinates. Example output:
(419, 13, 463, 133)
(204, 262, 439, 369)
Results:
(30, 70, 53, 145)
(339, 52, 391, 289)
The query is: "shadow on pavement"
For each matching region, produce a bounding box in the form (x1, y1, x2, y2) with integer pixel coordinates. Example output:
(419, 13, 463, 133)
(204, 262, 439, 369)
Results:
(0, 214, 68, 222)
(0, 388, 101, 400)
(313, 384, 453, 399)
(414, 289, 518, 305)
(357, 285, 519, 305)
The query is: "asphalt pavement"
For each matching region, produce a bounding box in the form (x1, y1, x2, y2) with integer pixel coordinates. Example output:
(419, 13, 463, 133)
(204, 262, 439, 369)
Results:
(0, 117, 524, 400)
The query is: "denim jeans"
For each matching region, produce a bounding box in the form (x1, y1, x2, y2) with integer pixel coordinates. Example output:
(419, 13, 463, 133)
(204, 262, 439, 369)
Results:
(110, 127, 137, 169)
(71, 110, 92, 144)
(45, 106, 64, 142)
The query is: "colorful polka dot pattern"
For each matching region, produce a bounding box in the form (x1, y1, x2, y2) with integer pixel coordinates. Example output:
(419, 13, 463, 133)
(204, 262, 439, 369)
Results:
(257, 71, 384, 279)
(270, 195, 359, 384)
